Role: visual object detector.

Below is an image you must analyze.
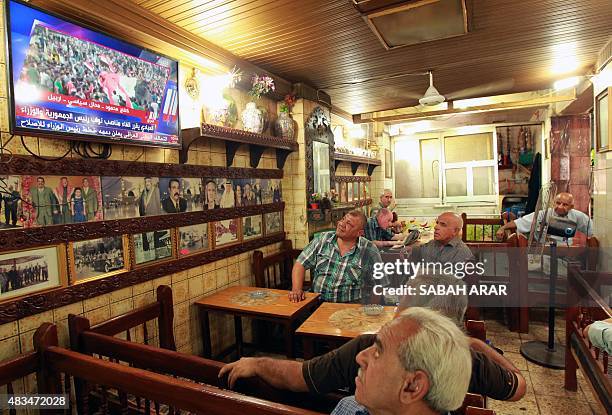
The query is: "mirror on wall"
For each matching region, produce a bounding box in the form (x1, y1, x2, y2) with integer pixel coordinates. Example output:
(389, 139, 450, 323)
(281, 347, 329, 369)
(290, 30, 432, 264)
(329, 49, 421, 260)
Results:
(305, 106, 334, 204)
(313, 141, 330, 195)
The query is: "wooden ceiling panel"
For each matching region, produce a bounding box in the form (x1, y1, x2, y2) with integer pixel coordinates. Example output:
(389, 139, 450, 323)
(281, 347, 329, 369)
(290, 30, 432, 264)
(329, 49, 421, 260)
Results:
(125, 0, 612, 114)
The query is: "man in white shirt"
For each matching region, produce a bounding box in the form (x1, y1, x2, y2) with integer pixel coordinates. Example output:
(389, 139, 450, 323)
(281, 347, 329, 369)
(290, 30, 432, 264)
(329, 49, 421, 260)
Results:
(496, 192, 592, 243)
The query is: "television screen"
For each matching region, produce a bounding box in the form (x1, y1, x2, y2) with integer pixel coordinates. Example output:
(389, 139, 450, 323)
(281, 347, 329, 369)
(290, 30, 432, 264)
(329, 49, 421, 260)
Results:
(5, 0, 180, 148)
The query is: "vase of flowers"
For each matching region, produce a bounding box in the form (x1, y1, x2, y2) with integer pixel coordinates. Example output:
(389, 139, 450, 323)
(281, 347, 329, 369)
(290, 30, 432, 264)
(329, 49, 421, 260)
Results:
(274, 94, 297, 139)
(309, 192, 321, 209)
(242, 74, 275, 134)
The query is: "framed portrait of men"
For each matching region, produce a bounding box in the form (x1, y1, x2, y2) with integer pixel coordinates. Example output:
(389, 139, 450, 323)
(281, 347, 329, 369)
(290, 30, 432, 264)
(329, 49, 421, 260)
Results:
(217, 178, 235, 209)
(240, 179, 258, 206)
(0, 244, 67, 303)
(102, 176, 160, 220)
(202, 178, 220, 210)
(159, 177, 189, 214)
(0, 175, 22, 230)
(69, 235, 129, 283)
(22, 175, 103, 227)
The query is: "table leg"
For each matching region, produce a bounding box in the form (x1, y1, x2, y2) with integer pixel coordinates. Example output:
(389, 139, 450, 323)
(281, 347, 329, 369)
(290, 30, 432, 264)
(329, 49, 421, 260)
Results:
(234, 315, 243, 358)
(303, 337, 314, 360)
(284, 321, 294, 359)
(200, 309, 211, 358)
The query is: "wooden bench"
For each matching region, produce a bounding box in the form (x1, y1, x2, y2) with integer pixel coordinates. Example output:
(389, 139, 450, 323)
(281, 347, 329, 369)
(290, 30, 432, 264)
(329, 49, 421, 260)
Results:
(564, 265, 612, 414)
(10, 322, 325, 415)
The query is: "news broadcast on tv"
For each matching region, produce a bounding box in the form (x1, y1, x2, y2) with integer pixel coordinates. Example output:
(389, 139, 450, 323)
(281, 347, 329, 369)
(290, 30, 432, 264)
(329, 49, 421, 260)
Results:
(6, 0, 180, 147)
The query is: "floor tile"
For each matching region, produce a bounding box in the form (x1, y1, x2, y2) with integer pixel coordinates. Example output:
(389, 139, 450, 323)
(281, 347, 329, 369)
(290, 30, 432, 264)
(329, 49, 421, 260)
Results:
(489, 397, 539, 415)
(536, 395, 593, 415)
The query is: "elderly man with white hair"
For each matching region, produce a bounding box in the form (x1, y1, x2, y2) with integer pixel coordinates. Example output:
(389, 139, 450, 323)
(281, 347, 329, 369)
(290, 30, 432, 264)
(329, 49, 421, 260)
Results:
(331, 307, 472, 415)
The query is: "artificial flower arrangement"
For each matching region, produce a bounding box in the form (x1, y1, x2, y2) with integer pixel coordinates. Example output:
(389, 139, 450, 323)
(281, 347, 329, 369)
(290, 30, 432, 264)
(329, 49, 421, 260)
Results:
(310, 192, 322, 203)
(279, 94, 296, 113)
(248, 74, 275, 100)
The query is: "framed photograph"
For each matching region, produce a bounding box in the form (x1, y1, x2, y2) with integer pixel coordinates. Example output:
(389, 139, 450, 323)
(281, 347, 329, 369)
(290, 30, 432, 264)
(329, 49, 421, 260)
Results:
(385, 149, 393, 178)
(242, 215, 263, 241)
(102, 176, 160, 219)
(0, 245, 67, 303)
(69, 235, 129, 284)
(0, 175, 22, 230)
(203, 178, 220, 210)
(22, 175, 103, 227)
(159, 177, 202, 214)
(347, 181, 354, 201)
(353, 182, 360, 201)
(178, 223, 210, 257)
(263, 178, 282, 204)
(132, 229, 175, 266)
(264, 211, 283, 235)
(214, 219, 240, 247)
(596, 88, 609, 152)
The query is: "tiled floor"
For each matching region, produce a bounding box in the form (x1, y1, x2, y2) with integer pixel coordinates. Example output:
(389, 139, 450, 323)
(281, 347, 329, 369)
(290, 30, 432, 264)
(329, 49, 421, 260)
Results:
(485, 315, 606, 415)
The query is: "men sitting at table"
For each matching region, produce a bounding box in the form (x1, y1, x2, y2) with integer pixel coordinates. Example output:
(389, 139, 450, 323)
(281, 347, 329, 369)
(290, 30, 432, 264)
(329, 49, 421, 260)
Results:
(330, 307, 472, 415)
(289, 209, 388, 303)
(371, 189, 402, 233)
(409, 212, 474, 265)
(364, 208, 404, 248)
(220, 273, 527, 402)
(495, 192, 593, 243)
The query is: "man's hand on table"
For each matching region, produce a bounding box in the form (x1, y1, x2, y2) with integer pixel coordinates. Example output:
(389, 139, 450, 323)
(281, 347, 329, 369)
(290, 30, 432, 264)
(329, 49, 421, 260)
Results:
(218, 357, 257, 388)
(288, 289, 305, 302)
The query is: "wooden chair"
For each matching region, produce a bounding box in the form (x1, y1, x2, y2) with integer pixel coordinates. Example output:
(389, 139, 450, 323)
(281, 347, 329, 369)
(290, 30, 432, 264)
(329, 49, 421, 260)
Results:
(253, 239, 302, 289)
(564, 265, 612, 414)
(461, 213, 504, 243)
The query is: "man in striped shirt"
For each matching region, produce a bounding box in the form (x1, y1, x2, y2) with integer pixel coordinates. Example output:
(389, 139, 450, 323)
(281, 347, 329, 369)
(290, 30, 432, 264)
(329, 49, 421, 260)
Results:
(289, 209, 387, 303)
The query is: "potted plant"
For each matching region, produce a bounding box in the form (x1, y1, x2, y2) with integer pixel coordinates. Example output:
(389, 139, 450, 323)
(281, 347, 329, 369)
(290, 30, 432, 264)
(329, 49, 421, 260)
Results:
(309, 192, 322, 209)
(242, 74, 275, 134)
(274, 94, 297, 139)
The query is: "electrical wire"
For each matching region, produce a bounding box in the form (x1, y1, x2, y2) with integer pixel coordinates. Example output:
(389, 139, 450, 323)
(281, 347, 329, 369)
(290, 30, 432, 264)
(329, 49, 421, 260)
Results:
(20, 135, 73, 161)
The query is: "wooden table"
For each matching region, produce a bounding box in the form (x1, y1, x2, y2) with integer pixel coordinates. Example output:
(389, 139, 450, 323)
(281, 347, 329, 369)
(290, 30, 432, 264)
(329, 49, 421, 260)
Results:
(194, 286, 319, 359)
(295, 303, 395, 359)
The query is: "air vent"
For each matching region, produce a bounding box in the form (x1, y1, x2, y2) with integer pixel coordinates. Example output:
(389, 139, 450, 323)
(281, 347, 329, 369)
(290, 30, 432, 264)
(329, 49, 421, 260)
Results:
(353, 0, 468, 50)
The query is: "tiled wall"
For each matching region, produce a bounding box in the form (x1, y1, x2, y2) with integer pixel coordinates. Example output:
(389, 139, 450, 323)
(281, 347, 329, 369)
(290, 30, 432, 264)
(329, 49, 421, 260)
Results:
(0, 0, 288, 384)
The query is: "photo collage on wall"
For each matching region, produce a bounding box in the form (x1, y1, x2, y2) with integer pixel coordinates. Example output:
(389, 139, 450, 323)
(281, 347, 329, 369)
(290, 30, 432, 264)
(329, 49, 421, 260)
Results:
(1, 175, 283, 229)
(0, 173, 285, 301)
(335, 179, 370, 204)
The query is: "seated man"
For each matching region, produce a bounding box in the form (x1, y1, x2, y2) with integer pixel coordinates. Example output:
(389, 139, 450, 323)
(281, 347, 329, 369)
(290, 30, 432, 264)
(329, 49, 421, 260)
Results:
(409, 212, 474, 265)
(331, 307, 471, 415)
(371, 189, 402, 233)
(220, 273, 527, 402)
(496, 192, 593, 242)
(289, 209, 387, 303)
(364, 208, 404, 248)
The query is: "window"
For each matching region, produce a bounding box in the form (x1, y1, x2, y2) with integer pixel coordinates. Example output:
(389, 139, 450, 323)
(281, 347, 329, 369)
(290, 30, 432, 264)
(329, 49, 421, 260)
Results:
(394, 129, 497, 205)
(596, 88, 610, 151)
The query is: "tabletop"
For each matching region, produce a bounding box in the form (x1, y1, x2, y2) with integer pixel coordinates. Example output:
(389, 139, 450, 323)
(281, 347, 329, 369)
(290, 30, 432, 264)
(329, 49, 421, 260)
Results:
(194, 285, 320, 319)
(295, 302, 395, 340)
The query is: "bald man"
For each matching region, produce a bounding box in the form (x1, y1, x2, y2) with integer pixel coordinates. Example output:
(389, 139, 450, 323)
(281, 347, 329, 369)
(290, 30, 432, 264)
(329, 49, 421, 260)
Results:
(409, 212, 474, 265)
(496, 192, 593, 242)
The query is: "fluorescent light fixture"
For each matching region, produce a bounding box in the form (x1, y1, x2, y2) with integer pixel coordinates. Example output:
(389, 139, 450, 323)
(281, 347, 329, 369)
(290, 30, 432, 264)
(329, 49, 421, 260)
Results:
(551, 43, 579, 75)
(553, 76, 579, 91)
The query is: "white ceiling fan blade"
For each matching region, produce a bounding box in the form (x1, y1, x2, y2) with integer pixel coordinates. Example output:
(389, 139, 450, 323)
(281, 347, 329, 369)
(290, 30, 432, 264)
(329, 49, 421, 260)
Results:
(445, 78, 515, 101)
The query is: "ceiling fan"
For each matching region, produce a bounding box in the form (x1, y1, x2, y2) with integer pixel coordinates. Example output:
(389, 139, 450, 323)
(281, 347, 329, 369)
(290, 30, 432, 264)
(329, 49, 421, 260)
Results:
(416, 70, 515, 106)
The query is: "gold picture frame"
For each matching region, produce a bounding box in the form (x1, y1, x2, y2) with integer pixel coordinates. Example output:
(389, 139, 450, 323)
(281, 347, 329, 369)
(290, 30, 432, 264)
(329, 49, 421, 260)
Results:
(0, 244, 68, 303)
(264, 211, 284, 236)
(178, 223, 211, 257)
(213, 218, 241, 248)
(131, 229, 176, 267)
(69, 235, 130, 284)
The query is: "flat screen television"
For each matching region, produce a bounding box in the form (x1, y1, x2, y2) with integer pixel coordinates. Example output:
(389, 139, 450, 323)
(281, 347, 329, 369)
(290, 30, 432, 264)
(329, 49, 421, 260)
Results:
(4, 0, 181, 148)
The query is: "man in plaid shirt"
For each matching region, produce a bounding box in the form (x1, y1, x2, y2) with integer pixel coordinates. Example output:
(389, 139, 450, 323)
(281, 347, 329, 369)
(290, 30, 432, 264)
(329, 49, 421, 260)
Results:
(289, 209, 388, 303)
(364, 208, 404, 248)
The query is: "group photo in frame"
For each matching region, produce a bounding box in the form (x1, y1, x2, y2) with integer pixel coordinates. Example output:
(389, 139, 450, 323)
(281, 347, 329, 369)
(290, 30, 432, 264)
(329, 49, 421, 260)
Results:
(21, 175, 103, 227)
(178, 223, 210, 257)
(242, 215, 263, 241)
(264, 211, 283, 235)
(132, 229, 175, 266)
(0, 245, 67, 303)
(0, 175, 22, 230)
(214, 219, 240, 247)
(69, 235, 129, 283)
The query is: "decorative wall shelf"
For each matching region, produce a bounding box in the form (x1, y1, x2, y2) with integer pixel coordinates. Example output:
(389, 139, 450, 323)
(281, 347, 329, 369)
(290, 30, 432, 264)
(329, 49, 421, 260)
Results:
(334, 175, 371, 183)
(333, 153, 381, 175)
(180, 125, 299, 168)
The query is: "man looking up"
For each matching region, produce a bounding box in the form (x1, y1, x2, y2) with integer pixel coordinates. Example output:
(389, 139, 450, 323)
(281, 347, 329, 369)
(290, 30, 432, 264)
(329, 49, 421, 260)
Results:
(495, 192, 592, 242)
(289, 209, 387, 303)
(331, 308, 472, 415)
